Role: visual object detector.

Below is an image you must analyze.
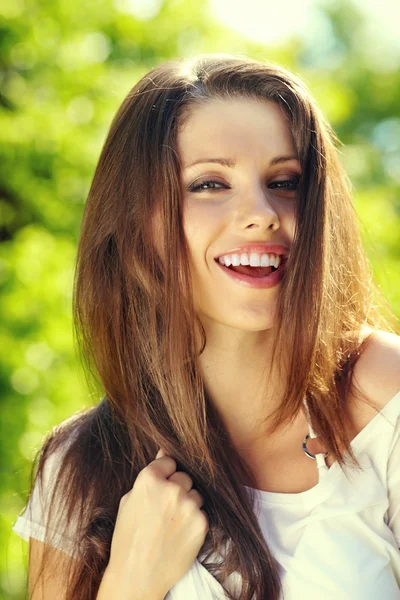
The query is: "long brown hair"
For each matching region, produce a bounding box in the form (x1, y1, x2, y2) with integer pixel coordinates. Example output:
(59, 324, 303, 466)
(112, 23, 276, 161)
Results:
(27, 54, 398, 599)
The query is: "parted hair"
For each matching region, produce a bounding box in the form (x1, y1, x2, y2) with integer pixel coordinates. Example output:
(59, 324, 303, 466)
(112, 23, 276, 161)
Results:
(27, 53, 397, 600)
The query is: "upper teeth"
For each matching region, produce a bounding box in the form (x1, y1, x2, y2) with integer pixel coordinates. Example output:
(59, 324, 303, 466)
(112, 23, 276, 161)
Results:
(218, 253, 281, 268)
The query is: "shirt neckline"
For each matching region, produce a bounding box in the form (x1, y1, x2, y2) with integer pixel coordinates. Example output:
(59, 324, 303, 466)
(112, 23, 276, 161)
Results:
(242, 389, 400, 505)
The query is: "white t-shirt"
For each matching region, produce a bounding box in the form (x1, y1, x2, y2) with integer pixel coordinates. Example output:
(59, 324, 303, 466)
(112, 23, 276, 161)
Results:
(13, 440, 81, 558)
(13, 391, 400, 599)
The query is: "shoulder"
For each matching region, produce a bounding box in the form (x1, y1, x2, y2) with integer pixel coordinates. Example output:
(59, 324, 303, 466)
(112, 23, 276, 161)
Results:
(346, 328, 400, 434)
(352, 328, 400, 407)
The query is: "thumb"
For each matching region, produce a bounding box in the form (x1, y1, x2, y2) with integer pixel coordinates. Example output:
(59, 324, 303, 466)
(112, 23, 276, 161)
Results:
(156, 447, 167, 459)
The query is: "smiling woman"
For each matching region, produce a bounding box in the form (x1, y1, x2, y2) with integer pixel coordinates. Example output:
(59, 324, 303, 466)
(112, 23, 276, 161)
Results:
(179, 98, 298, 298)
(12, 54, 400, 600)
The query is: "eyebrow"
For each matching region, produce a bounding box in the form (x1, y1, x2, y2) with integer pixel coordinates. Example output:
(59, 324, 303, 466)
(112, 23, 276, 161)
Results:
(184, 155, 299, 169)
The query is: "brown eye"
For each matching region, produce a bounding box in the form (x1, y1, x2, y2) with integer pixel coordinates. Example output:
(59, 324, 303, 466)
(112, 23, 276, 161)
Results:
(268, 178, 299, 191)
(188, 180, 227, 192)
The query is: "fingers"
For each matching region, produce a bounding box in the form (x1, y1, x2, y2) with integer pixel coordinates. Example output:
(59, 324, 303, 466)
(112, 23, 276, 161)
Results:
(187, 488, 205, 509)
(167, 472, 205, 509)
(168, 470, 194, 492)
(154, 449, 205, 509)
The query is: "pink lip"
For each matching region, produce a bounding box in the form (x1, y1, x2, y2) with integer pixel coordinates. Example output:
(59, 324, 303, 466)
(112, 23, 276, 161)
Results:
(214, 256, 287, 289)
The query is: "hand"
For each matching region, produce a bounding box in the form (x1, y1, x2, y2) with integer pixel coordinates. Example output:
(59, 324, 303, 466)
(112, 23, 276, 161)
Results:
(105, 447, 209, 598)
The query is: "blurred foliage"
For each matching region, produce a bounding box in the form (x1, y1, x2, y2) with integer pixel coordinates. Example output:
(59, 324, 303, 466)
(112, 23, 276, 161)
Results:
(1, 0, 399, 597)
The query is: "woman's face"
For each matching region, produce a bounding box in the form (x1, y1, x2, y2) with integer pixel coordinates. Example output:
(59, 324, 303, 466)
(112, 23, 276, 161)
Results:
(178, 97, 301, 333)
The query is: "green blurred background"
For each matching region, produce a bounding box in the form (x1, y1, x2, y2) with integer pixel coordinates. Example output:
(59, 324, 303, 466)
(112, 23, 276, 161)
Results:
(1, 0, 399, 596)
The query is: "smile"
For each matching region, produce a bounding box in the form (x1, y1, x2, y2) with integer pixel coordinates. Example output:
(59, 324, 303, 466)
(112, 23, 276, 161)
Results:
(214, 256, 288, 289)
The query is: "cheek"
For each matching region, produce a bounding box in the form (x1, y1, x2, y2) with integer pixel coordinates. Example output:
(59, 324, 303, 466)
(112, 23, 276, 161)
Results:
(286, 213, 296, 241)
(183, 205, 217, 278)
(183, 203, 212, 247)
(278, 203, 296, 239)
(183, 199, 225, 237)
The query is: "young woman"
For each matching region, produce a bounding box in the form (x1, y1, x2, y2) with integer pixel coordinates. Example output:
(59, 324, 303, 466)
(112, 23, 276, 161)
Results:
(13, 53, 400, 600)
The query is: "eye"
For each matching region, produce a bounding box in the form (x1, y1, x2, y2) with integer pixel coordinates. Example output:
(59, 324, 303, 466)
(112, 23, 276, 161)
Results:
(188, 179, 227, 193)
(187, 176, 300, 193)
(268, 178, 299, 191)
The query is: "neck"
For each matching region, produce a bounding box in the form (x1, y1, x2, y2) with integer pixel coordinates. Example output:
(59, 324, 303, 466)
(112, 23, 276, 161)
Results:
(198, 323, 290, 451)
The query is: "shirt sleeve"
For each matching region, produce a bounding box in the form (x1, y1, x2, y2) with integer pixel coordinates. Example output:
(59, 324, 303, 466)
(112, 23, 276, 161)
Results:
(12, 445, 81, 558)
(387, 413, 400, 548)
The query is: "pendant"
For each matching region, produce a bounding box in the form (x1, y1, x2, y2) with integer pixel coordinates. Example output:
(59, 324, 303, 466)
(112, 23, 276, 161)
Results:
(302, 433, 329, 459)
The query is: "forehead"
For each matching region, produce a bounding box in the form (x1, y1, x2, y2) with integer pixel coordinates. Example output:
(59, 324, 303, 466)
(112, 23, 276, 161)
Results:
(178, 97, 296, 165)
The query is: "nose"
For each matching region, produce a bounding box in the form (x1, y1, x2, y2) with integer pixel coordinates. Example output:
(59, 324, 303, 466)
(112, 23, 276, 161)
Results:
(237, 184, 280, 232)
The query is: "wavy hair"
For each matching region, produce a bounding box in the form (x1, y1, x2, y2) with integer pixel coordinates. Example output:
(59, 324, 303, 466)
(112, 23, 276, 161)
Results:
(27, 54, 397, 600)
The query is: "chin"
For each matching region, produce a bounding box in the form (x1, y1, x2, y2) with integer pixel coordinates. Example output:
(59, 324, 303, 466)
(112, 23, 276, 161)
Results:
(211, 312, 277, 332)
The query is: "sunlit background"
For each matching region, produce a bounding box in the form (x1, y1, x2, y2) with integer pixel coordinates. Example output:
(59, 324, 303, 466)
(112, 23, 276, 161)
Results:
(1, 0, 400, 596)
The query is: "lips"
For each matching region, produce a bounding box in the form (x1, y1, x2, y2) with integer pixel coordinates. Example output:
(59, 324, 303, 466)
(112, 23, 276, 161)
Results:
(214, 255, 288, 289)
